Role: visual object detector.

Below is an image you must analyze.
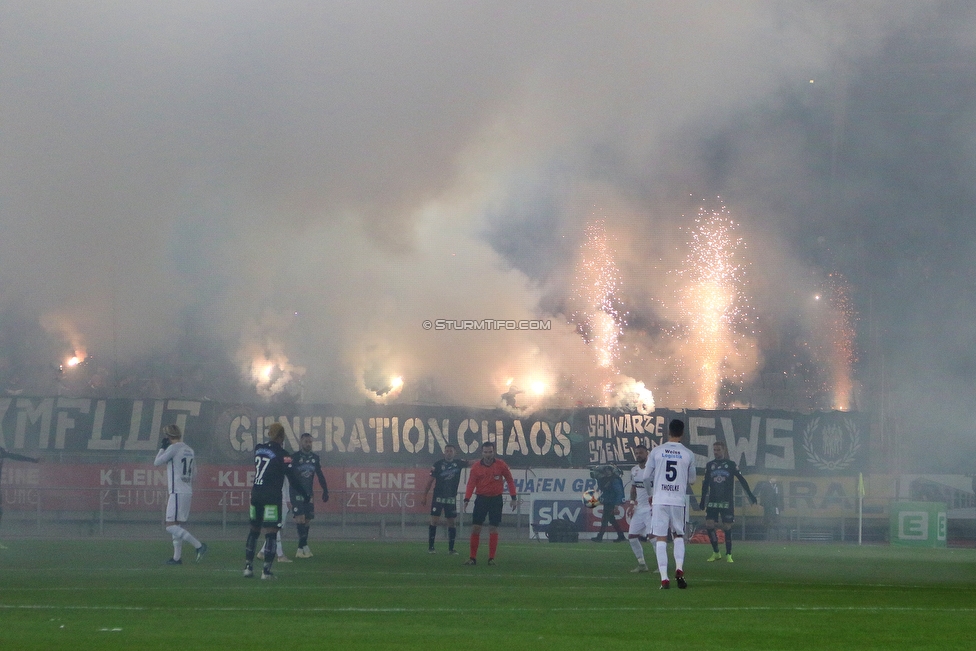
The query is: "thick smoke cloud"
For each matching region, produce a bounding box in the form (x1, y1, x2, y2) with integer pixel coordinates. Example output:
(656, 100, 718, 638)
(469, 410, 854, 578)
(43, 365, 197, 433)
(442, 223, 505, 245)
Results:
(1, 2, 973, 469)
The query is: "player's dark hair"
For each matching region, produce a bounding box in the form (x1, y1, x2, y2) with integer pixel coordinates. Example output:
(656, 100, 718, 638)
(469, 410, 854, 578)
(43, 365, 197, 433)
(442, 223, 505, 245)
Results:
(444, 444, 456, 450)
(714, 440, 727, 449)
(482, 441, 495, 450)
(668, 419, 685, 437)
(300, 432, 312, 439)
(633, 444, 648, 451)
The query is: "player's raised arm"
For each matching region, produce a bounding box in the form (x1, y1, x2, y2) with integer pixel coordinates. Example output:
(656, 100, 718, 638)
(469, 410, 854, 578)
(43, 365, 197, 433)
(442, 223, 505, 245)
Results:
(154, 429, 180, 466)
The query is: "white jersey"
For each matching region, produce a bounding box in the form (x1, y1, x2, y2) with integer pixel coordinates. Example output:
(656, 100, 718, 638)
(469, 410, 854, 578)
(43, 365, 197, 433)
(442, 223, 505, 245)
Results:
(648, 441, 695, 507)
(154, 441, 195, 495)
(630, 463, 650, 512)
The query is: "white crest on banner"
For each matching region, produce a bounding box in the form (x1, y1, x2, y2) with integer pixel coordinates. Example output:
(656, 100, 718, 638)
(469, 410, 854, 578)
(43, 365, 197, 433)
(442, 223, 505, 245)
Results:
(801, 416, 861, 471)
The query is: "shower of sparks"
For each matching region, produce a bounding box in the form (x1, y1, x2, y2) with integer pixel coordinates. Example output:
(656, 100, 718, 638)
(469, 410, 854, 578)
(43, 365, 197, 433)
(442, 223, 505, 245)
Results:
(821, 273, 857, 410)
(676, 206, 754, 409)
(573, 219, 626, 404)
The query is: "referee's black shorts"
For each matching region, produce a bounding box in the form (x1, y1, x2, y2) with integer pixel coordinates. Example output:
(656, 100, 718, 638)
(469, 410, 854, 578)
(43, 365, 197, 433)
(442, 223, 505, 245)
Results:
(471, 494, 504, 526)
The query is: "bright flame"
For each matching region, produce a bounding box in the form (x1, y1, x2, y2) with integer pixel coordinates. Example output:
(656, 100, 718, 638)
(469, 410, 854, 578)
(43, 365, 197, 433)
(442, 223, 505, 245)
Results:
(238, 311, 306, 400)
(362, 372, 405, 403)
(67, 356, 80, 367)
(530, 380, 546, 395)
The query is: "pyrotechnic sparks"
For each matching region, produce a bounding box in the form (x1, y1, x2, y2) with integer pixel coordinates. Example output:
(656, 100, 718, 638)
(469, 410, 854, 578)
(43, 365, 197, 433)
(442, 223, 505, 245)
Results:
(675, 206, 755, 409)
(572, 218, 627, 404)
(814, 273, 857, 410)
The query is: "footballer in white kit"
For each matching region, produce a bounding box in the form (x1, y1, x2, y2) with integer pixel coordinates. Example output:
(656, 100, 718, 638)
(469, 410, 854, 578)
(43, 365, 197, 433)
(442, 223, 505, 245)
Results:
(628, 459, 652, 536)
(648, 440, 696, 538)
(625, 444, 653, 573)
(647, 419, 696, 589)
(153, 425, 207, 565)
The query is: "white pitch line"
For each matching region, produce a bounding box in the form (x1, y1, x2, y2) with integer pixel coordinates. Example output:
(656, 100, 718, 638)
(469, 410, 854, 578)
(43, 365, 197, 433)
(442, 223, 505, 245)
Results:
(5, 567, 976, 592)
(3, 604, 976, 614)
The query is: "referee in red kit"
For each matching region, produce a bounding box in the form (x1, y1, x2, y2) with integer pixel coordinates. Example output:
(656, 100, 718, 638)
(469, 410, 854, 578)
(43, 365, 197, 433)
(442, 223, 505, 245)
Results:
(463, 441, 517, 566)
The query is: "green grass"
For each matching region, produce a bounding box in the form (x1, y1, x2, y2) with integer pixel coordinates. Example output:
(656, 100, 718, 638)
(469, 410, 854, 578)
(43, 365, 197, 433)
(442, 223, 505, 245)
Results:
(1, 538, 975, 650)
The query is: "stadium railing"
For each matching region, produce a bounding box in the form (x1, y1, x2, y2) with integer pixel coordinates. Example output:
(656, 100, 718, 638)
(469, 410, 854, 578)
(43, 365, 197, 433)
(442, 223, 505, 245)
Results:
(0, 488, 535, 541)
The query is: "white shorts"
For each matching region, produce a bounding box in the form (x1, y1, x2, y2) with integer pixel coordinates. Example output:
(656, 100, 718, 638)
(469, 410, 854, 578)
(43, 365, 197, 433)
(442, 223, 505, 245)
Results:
(628, 507, 652, 536)
(651, 503, 686, 537)
(166, 493, 192, 523)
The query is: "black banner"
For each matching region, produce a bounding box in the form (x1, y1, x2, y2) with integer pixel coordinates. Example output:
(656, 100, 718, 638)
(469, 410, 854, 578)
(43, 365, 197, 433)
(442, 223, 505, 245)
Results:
(0, 397, 869, 475)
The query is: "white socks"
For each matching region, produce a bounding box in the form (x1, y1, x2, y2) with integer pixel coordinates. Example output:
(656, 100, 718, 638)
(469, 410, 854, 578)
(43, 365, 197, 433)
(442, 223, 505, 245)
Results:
(629, 537, 645, 564)
(655, 540, 669, 580)
(166, 524, 201, 558)
(673, 536, 685, 571)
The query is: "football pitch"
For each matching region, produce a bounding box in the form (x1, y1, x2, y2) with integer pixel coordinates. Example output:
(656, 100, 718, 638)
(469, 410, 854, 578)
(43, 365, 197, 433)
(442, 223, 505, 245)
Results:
(2, 539, 974, 651)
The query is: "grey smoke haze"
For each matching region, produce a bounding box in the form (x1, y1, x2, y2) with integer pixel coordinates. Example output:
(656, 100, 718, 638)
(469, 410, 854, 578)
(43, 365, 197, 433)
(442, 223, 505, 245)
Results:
(1, 2, 974, 470)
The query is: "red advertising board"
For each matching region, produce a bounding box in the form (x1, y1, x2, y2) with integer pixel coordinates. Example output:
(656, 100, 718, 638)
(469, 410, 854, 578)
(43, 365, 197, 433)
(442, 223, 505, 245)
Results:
(0, 463, 431, 514)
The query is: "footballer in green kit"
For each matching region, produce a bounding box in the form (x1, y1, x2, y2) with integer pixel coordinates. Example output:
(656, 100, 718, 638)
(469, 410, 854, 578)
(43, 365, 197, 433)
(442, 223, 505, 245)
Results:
(699, 441, 757, 563)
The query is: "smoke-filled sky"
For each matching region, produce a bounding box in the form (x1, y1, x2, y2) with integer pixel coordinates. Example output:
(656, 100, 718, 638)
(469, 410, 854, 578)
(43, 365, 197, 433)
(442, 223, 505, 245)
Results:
(3, 1, 976, 469)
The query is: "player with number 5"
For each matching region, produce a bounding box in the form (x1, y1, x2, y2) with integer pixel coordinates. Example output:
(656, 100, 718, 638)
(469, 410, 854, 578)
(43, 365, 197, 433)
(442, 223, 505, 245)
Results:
(648, 419, 696, 589)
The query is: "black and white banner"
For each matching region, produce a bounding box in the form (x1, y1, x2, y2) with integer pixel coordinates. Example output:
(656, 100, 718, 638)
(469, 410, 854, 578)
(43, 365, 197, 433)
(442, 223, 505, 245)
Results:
(0, 397, 868, 475)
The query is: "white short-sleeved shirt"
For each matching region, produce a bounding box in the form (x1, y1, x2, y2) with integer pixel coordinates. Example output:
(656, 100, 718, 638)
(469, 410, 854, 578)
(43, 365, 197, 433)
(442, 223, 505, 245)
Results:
(154, 442, 195, 495)
(647, 442, 695, 506)
(630, 463, 650, 512)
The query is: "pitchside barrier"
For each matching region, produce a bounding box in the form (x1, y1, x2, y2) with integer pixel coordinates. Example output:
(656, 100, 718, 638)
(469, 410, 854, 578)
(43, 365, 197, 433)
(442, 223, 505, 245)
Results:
(0, 488, 948, 545)
(0, 487, 516, 539)
(0, 488, 888, 542)
(2, 464, 970, 545)
(528, 494, 895, 544)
